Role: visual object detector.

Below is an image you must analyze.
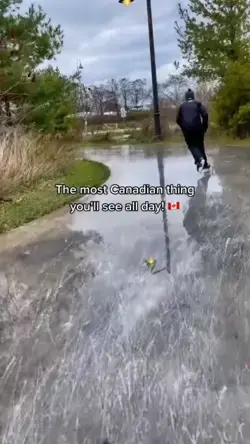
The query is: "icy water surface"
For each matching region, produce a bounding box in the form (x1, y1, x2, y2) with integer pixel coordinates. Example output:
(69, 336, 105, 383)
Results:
(1, 145, 250, 443)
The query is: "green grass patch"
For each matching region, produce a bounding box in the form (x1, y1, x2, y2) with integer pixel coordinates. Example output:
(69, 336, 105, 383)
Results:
(0, 159, 110, 233)
(208, 136, 250, 146)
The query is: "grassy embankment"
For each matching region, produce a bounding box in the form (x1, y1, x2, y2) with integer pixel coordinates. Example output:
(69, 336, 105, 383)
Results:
(0, 129, 110, 233)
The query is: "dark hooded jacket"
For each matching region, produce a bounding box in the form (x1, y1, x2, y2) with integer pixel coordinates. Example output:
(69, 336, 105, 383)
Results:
(176, 89, 208, 133)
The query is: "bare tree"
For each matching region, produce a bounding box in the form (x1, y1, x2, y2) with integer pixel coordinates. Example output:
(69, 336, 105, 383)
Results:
(118, 77, 132, 110)
(195, 81, 217, 108)
(76, 84, 91, 113)
(105, 78, 120, 114)
(130, 79, 148, 109)
(90, 84, 108, 115)
(76, 84, 93, 135)
(159, 74, 188, 107)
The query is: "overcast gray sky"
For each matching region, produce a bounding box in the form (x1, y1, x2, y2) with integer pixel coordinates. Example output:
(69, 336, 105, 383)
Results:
(23, 0, 188, 84)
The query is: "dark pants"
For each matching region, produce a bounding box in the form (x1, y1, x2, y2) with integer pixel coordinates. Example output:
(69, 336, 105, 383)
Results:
(183, 130, 208, 165)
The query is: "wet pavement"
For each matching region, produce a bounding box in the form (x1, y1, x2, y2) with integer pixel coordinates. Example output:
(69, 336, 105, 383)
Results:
(1, 144, 250, 443)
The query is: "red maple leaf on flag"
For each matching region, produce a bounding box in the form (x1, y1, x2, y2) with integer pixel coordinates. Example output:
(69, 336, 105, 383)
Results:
(168, 202, 181, 210)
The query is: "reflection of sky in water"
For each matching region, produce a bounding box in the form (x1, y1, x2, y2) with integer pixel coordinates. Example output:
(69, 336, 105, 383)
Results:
(207, 174, 222, 194)
(70, 151, 223, 241)
(69, 148, 226, 276)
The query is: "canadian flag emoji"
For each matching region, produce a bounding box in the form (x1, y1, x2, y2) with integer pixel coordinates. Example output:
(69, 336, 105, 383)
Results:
(168, 201, 181, 210)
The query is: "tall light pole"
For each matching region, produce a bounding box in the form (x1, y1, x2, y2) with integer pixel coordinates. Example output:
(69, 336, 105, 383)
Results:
(119, 0, 162, 140)
(146, 0, 162, 140)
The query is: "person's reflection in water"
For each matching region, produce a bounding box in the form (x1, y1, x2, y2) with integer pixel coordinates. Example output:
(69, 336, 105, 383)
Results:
(183, 173, 211, 245)
(183, 172, 227, 276)
(183, 172, 247, 277)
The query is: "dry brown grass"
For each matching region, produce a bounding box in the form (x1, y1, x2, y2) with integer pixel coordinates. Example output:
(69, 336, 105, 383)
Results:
(0, 126, 74, 200)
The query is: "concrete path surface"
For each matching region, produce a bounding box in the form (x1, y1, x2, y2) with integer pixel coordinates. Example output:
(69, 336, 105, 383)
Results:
(1, 144, 250, 444)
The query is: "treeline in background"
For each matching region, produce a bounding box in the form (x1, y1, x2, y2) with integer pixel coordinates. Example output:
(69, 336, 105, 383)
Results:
(1, 0, 250, 196)
(2, 0, 250, 140)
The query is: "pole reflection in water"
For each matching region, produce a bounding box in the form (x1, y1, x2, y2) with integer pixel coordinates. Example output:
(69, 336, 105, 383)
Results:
(156, 147, 171, 273)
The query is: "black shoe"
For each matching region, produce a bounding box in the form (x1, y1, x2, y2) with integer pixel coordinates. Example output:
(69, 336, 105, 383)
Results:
(196, 158, 205, 172)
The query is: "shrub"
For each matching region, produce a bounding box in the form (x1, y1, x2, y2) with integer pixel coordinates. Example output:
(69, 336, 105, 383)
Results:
(128, 116, 171, 142)
(229, 103, 250, 138)
(0, 127, 74, 200)
(213, 62, 250, 136)
(206, 121, 222, 139)
(126, 110, 151, 121)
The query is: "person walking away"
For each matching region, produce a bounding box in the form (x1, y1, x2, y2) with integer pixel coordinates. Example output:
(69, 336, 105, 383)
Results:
(176, 88, 210, 172)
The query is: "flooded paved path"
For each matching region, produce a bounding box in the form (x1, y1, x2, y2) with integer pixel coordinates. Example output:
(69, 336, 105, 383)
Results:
(1, 145, 250, 443)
